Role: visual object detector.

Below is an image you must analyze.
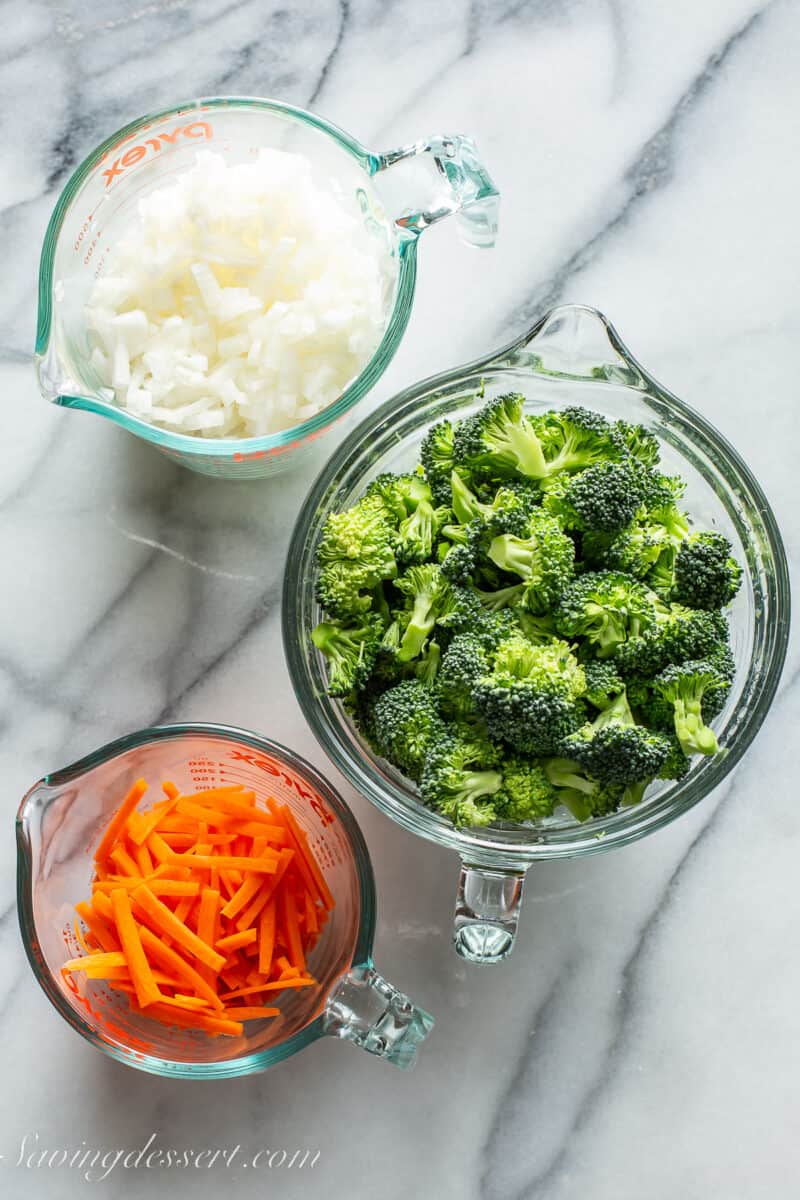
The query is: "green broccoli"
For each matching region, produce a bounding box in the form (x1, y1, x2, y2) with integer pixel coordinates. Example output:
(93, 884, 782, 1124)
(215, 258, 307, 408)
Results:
(436, 633, 489, 721)
(393, 564, 455, 662)
(487, 509, 575, 614)
(582, 660, 626, 710)
(532, 406, 627, 474)
(614, 604, 729, 678)
(498, 759, 559, 822)
(543, 460, 643, 533)
(316, 494, 398, 618)
(672, 532, 742, 610)
(311, 614, 384, 697)
(474, 634, 586, 755)
(453, 393, 549, 480)
(560, 691, 672, 786)
(370, 680, 445, 782)
(419, 729, 504, 827)
(614, 420, 661, 467)
(652, 659, 731, 756)
(553, 571, 661, 658)
(420, 419, 459, 506)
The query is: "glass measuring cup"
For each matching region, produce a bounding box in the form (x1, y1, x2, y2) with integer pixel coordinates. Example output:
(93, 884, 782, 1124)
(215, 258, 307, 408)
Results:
(16, 724, 434, 1078)
(35, 96, 499, 479)
(284, 304, 790, 965)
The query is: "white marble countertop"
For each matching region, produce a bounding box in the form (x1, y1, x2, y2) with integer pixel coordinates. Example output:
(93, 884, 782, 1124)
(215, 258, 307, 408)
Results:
(2, 2, 798, 1197)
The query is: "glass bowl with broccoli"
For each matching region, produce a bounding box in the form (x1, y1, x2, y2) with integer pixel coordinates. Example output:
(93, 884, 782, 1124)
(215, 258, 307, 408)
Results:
(283, 304, 790, 964)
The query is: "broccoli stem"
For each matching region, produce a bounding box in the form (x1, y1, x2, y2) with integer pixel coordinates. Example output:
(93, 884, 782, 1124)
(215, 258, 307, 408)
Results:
(673, 698, 719, 756)
(397, 595, 436, 661)
(506, 425, 549, 478)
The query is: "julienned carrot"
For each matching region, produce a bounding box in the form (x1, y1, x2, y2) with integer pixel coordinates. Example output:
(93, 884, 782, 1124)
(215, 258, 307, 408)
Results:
(170, 851, 279, 872)
(281, 887, 305, 973)
(258, 899, 276, 976)
(110, 889, 161, 1008)
(279, 804, 335, 911)
(216, 928, 257, 952)
(228, 1006, 280, 1020)
(94, 779, 148, 862)
(132, 886, 227, 973)
(235, 848, 294, 932)
(73, 777, 332, 1037)
(138, 926, 223, 1011)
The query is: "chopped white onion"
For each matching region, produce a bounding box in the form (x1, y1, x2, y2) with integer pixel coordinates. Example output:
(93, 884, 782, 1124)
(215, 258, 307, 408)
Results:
(86, 150, 395, 439)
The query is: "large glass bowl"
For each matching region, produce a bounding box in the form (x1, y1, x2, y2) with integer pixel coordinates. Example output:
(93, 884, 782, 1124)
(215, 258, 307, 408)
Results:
(283, 305, 790, 963)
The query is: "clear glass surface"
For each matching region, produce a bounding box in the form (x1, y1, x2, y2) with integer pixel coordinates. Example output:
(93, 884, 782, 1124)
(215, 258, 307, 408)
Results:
(283, 305, 791, 959)
(16, 724, 433, 1075)
(36, 98, 498, 479)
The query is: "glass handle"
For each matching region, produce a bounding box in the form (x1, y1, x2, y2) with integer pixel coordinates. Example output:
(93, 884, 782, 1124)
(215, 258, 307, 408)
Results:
(453, 863, 526, 964)
(372, 134, 499, 247)
(323, 963, 434, 1069)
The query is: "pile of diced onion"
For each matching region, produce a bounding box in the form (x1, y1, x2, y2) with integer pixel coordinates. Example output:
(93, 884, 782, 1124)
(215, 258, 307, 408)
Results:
(85, 150, 395, 438)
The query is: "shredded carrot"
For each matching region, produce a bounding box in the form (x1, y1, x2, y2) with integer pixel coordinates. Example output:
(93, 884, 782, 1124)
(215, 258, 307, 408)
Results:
(94, 779, 148, 863)
(71, 777, 333, 1037)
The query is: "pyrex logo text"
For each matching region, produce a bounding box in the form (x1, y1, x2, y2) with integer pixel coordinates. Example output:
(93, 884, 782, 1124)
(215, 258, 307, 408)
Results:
(101, 121, 213, 186)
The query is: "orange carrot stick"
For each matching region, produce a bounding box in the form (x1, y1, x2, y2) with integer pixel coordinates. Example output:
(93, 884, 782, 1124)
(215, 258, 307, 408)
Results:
(216, 929, 257, 953)
(110, 888, 161, 1009)
(137, 926, 223, 1011)
(258, 899, 276, 977)
(225, 1006, 280, 1020)
(132, 885, 226, 973)
(94, 779, 147, 862)
(235, 849, 294, 932)
(281, 887, 305, 973)
(165, 853, 278, 873)
(75, 901, 120, 953)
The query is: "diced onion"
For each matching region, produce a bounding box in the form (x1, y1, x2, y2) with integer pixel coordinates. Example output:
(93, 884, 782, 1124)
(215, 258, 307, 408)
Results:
(86, 150, 396, 439)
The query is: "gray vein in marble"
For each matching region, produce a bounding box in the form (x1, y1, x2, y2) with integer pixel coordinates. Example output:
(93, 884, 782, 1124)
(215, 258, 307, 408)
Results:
(307, 0, 351, 107)
(502, 3, 773, 337)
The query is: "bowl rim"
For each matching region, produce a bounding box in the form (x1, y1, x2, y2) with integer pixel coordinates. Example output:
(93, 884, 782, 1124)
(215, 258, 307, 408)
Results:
(283, 304, 791, 866)
(35, 95, 417, 460)
(16, 722, 377, 1079)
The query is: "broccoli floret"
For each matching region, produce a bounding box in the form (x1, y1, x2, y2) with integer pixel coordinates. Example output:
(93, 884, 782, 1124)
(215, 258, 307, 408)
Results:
(365, 473, 450, 565)
(420, 419, 459, 506)
(652, 659, 731, 756)
(420, 730, 504, 827)
(474, 634, 586, 755)
(531, 406, 627, 475)
(582, 660, 626, 710)
(614, 420, 661, 467)
(488, 509, 575, 614)
(543, 461, 643, 534)
(543, 758, 627, 821)
(560, 691, 672, 785)
(316, 494, 398, 618)
(498, 760, 559, 822)
(453, 393, 549, 480)
(436, 633, 488, 721)
(672, 532, 742, 610)
(393, 564, 455, 662)
(311, 614, 384, 697)
(370, 681, 445, 782)
(553, 570, 661, 658)
(658, 734, 691, 781)
(614, 604, 729, 677)
(625, 674, 675, 731)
